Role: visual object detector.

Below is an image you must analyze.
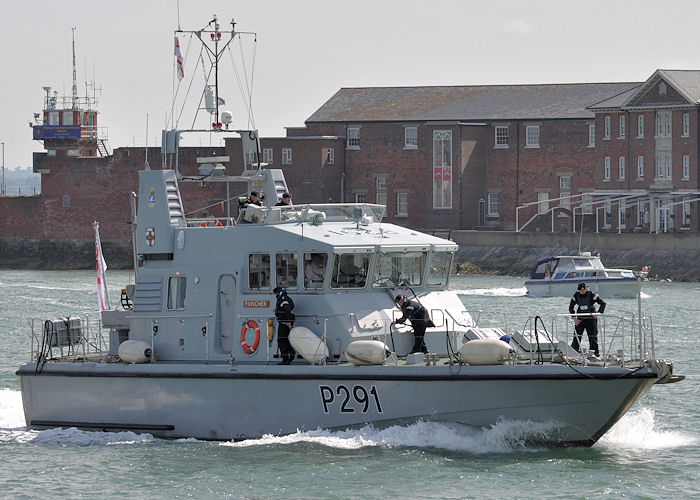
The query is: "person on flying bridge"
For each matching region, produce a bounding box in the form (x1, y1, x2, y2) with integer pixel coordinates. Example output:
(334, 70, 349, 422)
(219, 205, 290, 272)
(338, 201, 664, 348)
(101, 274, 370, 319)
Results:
(391, 294, 435, 354)
(569, 282, 606, 358)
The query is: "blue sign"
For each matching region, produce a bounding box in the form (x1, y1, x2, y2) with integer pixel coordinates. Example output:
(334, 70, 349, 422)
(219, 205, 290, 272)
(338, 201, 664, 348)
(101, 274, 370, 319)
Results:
(33, 126, 82, 140)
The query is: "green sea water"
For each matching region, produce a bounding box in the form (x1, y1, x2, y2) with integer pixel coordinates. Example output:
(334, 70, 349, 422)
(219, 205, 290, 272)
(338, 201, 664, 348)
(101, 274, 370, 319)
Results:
(0, 270, 697, 499)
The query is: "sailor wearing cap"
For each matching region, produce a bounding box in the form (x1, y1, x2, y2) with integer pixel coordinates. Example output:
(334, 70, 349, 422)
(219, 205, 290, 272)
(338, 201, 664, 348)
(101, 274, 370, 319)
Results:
(568, 282, 606, 357)
(275, 192, 292, 206)
(273, 286, 296, 364)
(246, 190, 263, 207)
(391, 294, 435, 354)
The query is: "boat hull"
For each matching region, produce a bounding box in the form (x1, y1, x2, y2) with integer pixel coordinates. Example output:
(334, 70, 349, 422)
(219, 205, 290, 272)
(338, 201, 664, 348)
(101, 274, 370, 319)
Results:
(17, 362, 657, 446)
(525, 278, 640, 298)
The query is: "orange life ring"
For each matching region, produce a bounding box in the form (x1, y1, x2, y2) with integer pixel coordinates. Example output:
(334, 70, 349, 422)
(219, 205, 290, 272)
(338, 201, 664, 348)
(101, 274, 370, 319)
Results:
(241, 320, 261, 354)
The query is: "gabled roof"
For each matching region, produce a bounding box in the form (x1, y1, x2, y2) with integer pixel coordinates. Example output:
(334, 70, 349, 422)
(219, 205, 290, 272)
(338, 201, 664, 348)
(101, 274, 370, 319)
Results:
(589, 70, 700, 111)
(306, 83, 640, 123)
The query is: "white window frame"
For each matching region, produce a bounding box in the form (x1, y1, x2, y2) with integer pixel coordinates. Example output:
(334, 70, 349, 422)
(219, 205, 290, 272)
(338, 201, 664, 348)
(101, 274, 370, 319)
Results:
(375, 176, 387, 206)
(603, 200, 612, 228)
(588, 124, 595, 147)
(495, 126, 509, 148)
(347, 127, 360, 149)
(618, 156, 626, 180)
(656, 111, 672, 137)
(637, 200, 646, 226)
(63, 111, 73, 126)
(396, 192, 408, 217)
(682, 154, 690, 180)
(282, 148, 292, 165)
(525, 125, 540, 148)
(537, 192, 549, 215)
(432, 130, 452, 209)
(355, 192, 367, 204)
(637, 114, 644, 138)
(487, 192, 499, 216)
(618, 115, 626, 138)
(404, 126, 418, 149)
(604, 116, 611, 139)
(327, 148, 335, 164)
(262, 148, 273, 164)
(683, 197, 691, 227)
(619, 199, 627, 229)
(637, 156, 644, 180)
(559, 176, 571, 209)
(604, 157, 611, 181)
(683, 113, 690, 137)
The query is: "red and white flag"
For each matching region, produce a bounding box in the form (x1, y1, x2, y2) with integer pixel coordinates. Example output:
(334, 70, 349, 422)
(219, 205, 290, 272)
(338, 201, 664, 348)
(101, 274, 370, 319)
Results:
(94, 222, 110, 312)
(175, 37, 185, 81)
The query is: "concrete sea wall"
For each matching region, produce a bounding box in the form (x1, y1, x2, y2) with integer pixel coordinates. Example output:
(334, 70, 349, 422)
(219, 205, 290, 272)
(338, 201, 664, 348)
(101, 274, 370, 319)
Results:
(2, 231, 699, 281)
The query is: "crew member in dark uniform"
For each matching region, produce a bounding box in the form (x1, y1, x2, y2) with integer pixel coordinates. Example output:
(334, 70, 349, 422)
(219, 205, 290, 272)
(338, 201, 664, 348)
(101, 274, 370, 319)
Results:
(275, 192, 292, 206)
(246, 190, 263, 207)
(391, 294, 435, 353)
(569, 282, 606, 357)
(273, 286, 296, 364)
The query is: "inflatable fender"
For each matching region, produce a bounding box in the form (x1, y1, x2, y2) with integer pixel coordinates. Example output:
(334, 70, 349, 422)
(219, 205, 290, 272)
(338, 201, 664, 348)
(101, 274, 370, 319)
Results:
(289, 326, 328, 365)
(345, 340, 391, 366)
(458, 339, 512, 366)
(118, 340, 152, 364)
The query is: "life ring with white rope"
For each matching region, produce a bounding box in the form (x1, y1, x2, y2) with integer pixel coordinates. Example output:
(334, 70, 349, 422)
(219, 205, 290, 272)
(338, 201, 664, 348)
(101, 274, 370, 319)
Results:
(241, 320, 261, 354)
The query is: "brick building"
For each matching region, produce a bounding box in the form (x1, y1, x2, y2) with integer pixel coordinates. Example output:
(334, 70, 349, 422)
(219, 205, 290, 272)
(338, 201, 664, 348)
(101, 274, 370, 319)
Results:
(3, 69, 700, 247)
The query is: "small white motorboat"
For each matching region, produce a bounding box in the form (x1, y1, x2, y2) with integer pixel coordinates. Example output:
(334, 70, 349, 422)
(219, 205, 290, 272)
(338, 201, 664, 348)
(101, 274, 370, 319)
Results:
(525, 252, 642, 298)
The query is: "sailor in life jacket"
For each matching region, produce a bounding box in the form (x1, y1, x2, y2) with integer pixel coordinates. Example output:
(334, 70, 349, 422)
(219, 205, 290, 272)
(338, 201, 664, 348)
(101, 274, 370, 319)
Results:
(568, 282, 606, 357)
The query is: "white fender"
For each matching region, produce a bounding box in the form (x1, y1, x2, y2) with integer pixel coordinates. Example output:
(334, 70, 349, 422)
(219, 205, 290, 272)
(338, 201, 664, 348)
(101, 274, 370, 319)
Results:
(345, 340, 391, 366)
(289, 326, 328, 365)
(458, 339, 512, 366)
(118, 340, 152, 364)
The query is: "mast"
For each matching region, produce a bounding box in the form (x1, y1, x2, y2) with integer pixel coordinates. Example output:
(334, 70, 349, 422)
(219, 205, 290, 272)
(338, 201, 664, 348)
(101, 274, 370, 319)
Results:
(71, 27, 78, 109)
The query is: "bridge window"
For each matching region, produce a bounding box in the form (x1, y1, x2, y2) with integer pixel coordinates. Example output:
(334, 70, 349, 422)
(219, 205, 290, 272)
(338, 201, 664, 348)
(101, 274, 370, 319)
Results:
(373, 251, 426, 288)
(427, 252, 452, 286)
(248, 253, 271, 290)
(331, 254, 370, 289)
(276, 253, 298, 290)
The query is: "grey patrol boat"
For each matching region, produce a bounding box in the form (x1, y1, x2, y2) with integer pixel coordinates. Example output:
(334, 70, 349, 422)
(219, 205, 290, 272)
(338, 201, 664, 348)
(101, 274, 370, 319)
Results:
(17, 15, 682, 446)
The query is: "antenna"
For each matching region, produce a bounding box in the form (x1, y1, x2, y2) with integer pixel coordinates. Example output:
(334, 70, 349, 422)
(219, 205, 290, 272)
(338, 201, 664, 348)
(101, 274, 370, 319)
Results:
(144, 114, 150, 170)
(71, 27, 78, 109)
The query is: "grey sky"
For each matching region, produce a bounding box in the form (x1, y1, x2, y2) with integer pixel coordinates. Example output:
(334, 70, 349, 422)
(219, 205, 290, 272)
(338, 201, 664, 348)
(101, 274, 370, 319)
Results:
(1, 0, 699, 172)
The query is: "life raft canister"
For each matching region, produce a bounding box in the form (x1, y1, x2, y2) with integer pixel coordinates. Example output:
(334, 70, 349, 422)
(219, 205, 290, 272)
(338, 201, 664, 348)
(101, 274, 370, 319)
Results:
(241, 320, 261, 354)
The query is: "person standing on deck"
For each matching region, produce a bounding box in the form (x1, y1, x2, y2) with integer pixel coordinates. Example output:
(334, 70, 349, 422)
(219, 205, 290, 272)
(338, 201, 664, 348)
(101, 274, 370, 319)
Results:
(569, 282, 606, 357)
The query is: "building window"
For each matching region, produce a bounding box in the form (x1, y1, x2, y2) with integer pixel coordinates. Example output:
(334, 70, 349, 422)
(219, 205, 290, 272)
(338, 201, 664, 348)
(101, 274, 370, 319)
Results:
(432, 130, 452, 209)
(404, 126, 418, 149)
(327, 148, 335, 164)
(683, 197, 691, 226)
(248, 253, 271, 290)
(396, 192, 408, 216)
(495, 126, 509, 147)
(48, 111, 59, 125)
(619, 199, 627, 229)
(637, 114, 644, 138)
(525, 125, 539, 147)
(618, 156, 626, 180)
(656, 154, 672, 180)
(275, 252, 298, 290)
(63, 111, 73, 126)
(604, 116, 611, 139)
(282, 148, 292, 165)
(683, 154, 690, 180)
(637, 156, 644, 180)
(683, 113, 690, 137)
(588, 124, 595, 147)
(559, 176, 571, 209)
(347, 127, 360, 149)
(487, 192, 499, 216)
(619, 115, 626, 138)
(167, 276, 187, 310)
(355, 192, 367, 203)
(656, 111, 671, 137)
(376, 176, 387, 206)
(604, 200, 612, 228)
(604, 157, 611, 181)
(62, 195, 70, 208)
(262, 148, 273, 164)
(637, 200, 646, 226)
(537, 192, 549, 214)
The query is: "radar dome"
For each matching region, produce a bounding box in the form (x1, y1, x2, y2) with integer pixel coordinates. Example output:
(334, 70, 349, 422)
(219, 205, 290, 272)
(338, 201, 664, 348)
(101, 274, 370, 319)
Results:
(220, 110, 233, 124)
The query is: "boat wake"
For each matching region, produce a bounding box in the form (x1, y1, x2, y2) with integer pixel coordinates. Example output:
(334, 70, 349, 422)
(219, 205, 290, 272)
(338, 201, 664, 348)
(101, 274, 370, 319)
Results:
(455, 287, 527, 297)
(596, 407, 695, 450)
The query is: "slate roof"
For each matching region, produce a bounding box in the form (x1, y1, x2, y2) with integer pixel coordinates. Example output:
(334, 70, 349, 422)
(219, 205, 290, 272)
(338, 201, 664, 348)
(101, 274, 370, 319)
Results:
(306, 82, 641, 124)
(589, 70, 700, 110)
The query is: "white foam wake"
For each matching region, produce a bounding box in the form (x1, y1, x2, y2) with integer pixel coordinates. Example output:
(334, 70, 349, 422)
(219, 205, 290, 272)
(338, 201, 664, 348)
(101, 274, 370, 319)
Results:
(597, 407, 696, 450)
(455, 287, 527, 297)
